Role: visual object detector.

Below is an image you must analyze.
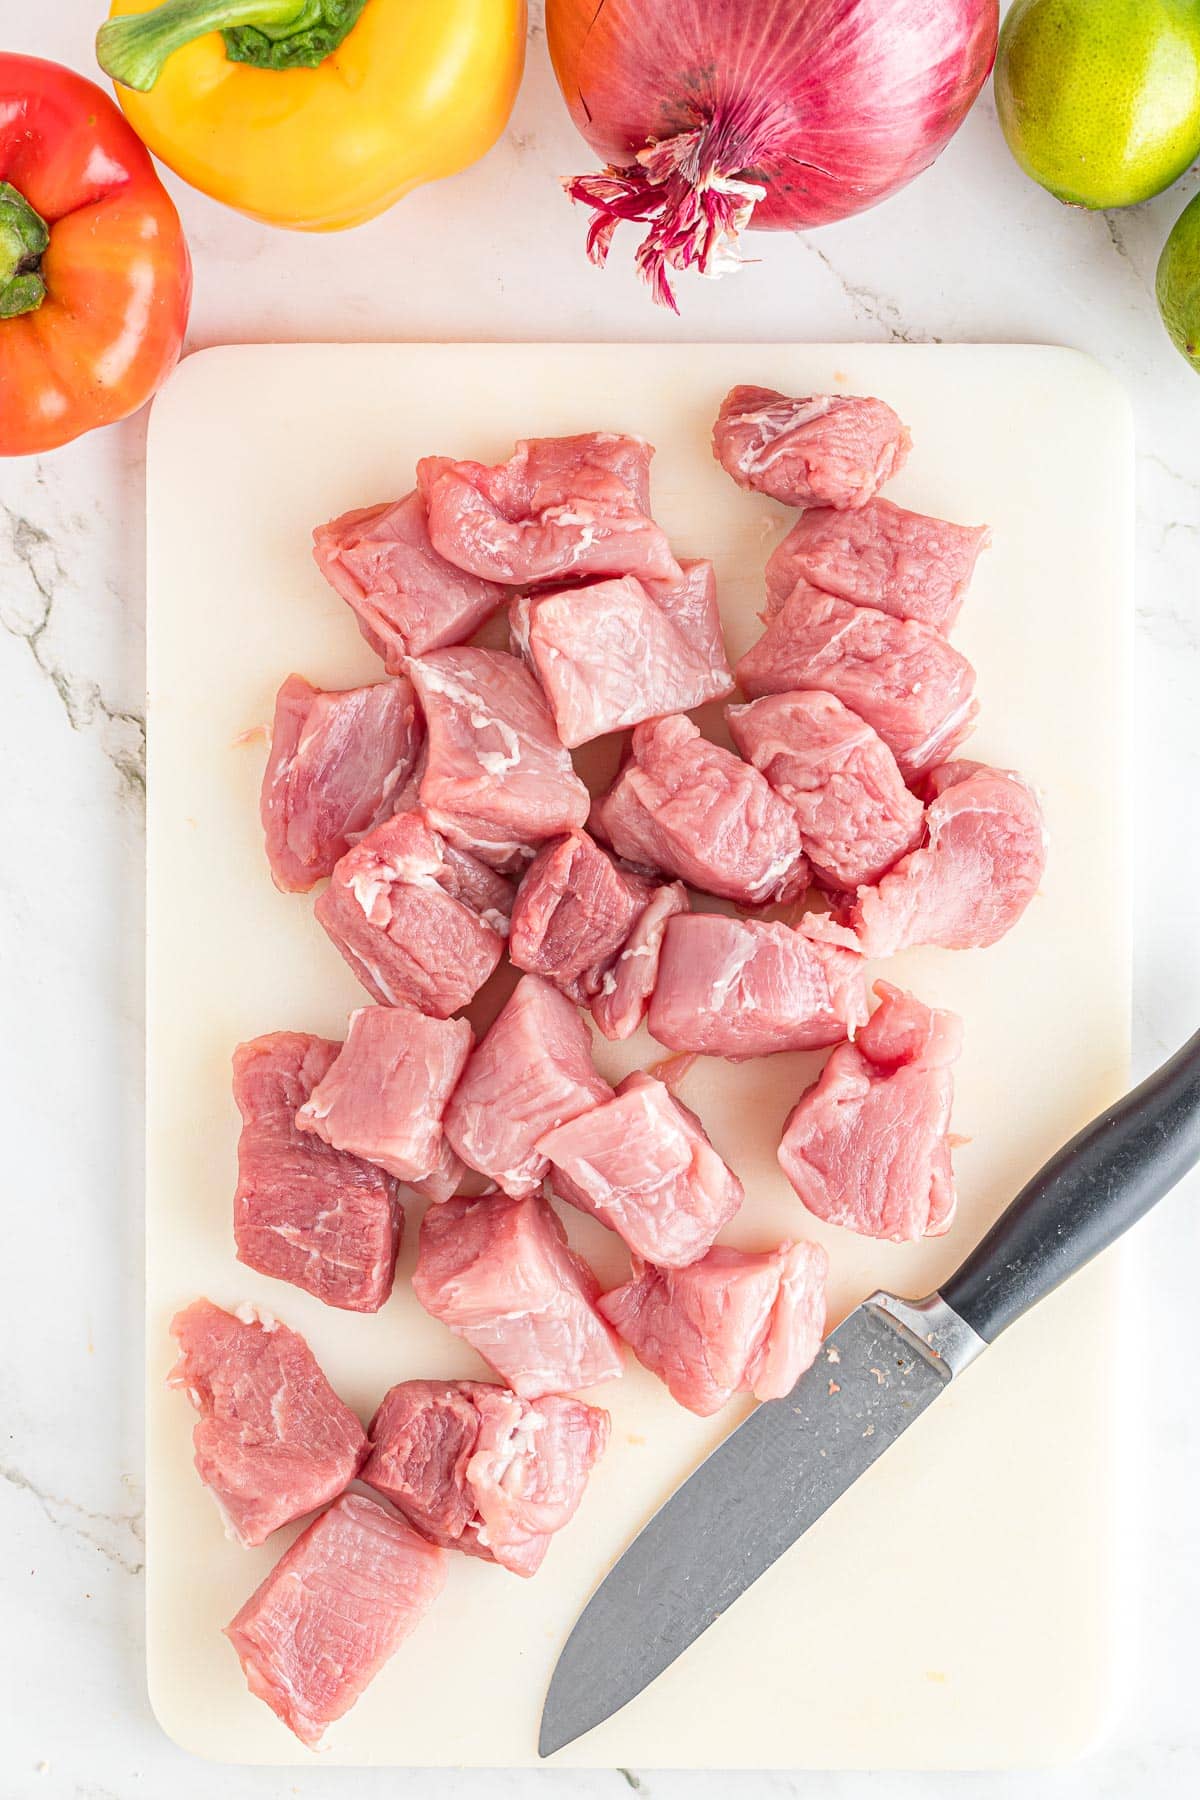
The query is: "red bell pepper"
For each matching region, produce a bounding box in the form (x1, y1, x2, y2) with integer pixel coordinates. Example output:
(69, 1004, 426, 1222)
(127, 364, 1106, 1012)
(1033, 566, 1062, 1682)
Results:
(0, 54, 191, 456)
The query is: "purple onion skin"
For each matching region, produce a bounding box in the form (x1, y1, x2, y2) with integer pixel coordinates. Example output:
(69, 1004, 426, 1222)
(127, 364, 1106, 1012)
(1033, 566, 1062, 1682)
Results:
(548, 0, 998, 304)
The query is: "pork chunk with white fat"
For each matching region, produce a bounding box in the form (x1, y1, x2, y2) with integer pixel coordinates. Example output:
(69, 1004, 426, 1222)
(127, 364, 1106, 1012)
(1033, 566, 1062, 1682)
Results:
(407, 646, 590, 870)
(777, 982, 963, 1242)
(419, 432, 680, 587)
(727, 689, 924, 890)
(233, 1033, 404, 1313)
(735, 584, 979, 782)
(591, 713, 809, 906)
(443, 974, 613, 1197)
(413, 1190, 624, 1398)
(225, 1493, 446, 1748)
(508, 830, 652, 1002)
(643, 558, 730, 677)
(765, 497, 989, 633)
(515, 567, 732, 747)
(591, 877, 689, 1042)
(712, 386, 910, 510)
(312, 490, 506, 670)
(540, 1070, 744, 1268)
(314, 810, 511, 1018)
(509, 829, 691, 1040)
(362, 1379, 609, 1577)
(295, 1004, 471, 1201)
(169, 1299, 366, 1547)
(600, 1241, 828, 1416)
(806, 761, 1048, 957)
(647, 912, 867, 1060)
(260, 673, 424, 893)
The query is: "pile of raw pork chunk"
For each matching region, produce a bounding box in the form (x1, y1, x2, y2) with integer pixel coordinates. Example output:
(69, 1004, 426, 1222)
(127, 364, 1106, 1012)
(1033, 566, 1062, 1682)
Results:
(174, 386, 1047, 1747)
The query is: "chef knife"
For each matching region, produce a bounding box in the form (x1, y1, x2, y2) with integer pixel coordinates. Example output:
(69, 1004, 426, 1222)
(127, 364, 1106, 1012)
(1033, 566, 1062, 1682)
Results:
(540, 1026, 1200, 1757)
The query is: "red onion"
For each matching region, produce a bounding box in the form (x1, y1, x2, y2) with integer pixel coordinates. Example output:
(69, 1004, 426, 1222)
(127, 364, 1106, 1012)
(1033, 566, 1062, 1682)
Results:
(546, 0, 998, 309)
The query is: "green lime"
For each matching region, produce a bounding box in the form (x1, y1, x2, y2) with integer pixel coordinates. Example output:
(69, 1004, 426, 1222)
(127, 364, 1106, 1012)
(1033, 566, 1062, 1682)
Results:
(995, 0, 1200, 209)
(1157, 188, 1200, 371)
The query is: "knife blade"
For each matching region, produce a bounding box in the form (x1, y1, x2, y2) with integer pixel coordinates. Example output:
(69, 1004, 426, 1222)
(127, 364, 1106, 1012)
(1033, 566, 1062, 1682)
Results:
(540, 1025, 1200, 1758)
(539, 1290, 980, 1757)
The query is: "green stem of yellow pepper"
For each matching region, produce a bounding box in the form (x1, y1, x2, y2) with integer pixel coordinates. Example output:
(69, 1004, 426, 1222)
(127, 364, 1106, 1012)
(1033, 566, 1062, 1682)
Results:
(97, 0, 369, 91)
(0, 181, 49, 319)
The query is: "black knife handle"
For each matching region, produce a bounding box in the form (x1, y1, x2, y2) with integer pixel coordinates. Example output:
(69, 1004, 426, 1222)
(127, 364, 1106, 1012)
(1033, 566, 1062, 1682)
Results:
(941, 1026, 1200, 1344)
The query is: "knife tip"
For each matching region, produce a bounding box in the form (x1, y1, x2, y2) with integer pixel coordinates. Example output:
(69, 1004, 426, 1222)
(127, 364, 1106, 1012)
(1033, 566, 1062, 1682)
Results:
(537, 1711, 574, 1759)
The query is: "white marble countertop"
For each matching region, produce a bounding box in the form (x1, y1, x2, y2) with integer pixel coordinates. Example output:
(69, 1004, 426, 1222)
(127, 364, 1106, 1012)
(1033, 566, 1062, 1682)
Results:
(1, 4, 1196, 1796)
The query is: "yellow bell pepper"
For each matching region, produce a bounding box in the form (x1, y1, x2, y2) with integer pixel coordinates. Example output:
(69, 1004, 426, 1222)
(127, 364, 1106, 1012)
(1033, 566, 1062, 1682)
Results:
(96, 0, 526, 231)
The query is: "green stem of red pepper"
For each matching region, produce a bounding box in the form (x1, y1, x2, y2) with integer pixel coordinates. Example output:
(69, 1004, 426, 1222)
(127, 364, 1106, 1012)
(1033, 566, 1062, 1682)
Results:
(96, 0, 368, 91)
(0, 181, 49, 319)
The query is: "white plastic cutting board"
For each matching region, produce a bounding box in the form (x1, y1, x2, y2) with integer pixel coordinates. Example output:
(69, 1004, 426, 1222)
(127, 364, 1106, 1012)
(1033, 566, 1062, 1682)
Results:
(145, 343, 1132, 1769)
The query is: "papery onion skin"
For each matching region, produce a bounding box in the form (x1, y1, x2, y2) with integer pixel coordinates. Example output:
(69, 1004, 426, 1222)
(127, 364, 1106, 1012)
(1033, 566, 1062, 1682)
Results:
(547, 0, 999, 307)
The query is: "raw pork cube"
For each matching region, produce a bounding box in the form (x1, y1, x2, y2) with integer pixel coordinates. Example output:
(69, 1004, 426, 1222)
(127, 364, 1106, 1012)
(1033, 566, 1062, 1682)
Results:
(643, 558, 731, 683)
(735, 584, 978, 781)
(260, 674, 424, 893)
(296, 1005, 472, 1199)
(169, 1299, 366, 1547)
(727, 690, 924, 890)
(520, 431, 654, 510)
(419, 432, 681, 587)
(599, 1241, 828, 1416)
(764, 498, 990, 632)
(421, 431, 655, 515)
(444, 974, 613, 1196)
(540, 1070, 744, 1268)
(312, 491, 506, 670)
(517, 572, 733, 746)
(364, 1381, 483, 1548)
(712, 386, 910, 510)
(591, 714, 809, 906)
(509, 830, 652, 1002)
(233, 1034, 403, 1314)
(647, 912, 867, 1060)
(314, 811, 511, 1018)
(777, 982, 963, 1241)
(808, 761, 1048, 958)
(413, 1191, 623, 1398)
(591, 878, 689, 1042)
(408, 647, 590, 869)
(225, 1492, 446, 1748)
(362, 1380, 609, 1577)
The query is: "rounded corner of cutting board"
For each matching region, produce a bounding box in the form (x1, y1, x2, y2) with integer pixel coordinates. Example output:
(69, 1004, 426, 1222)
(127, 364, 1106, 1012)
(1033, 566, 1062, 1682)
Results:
(1019, 345, 1135, 446)
(146, 349, 249, 484)
(146, 1659, 227, 1765)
